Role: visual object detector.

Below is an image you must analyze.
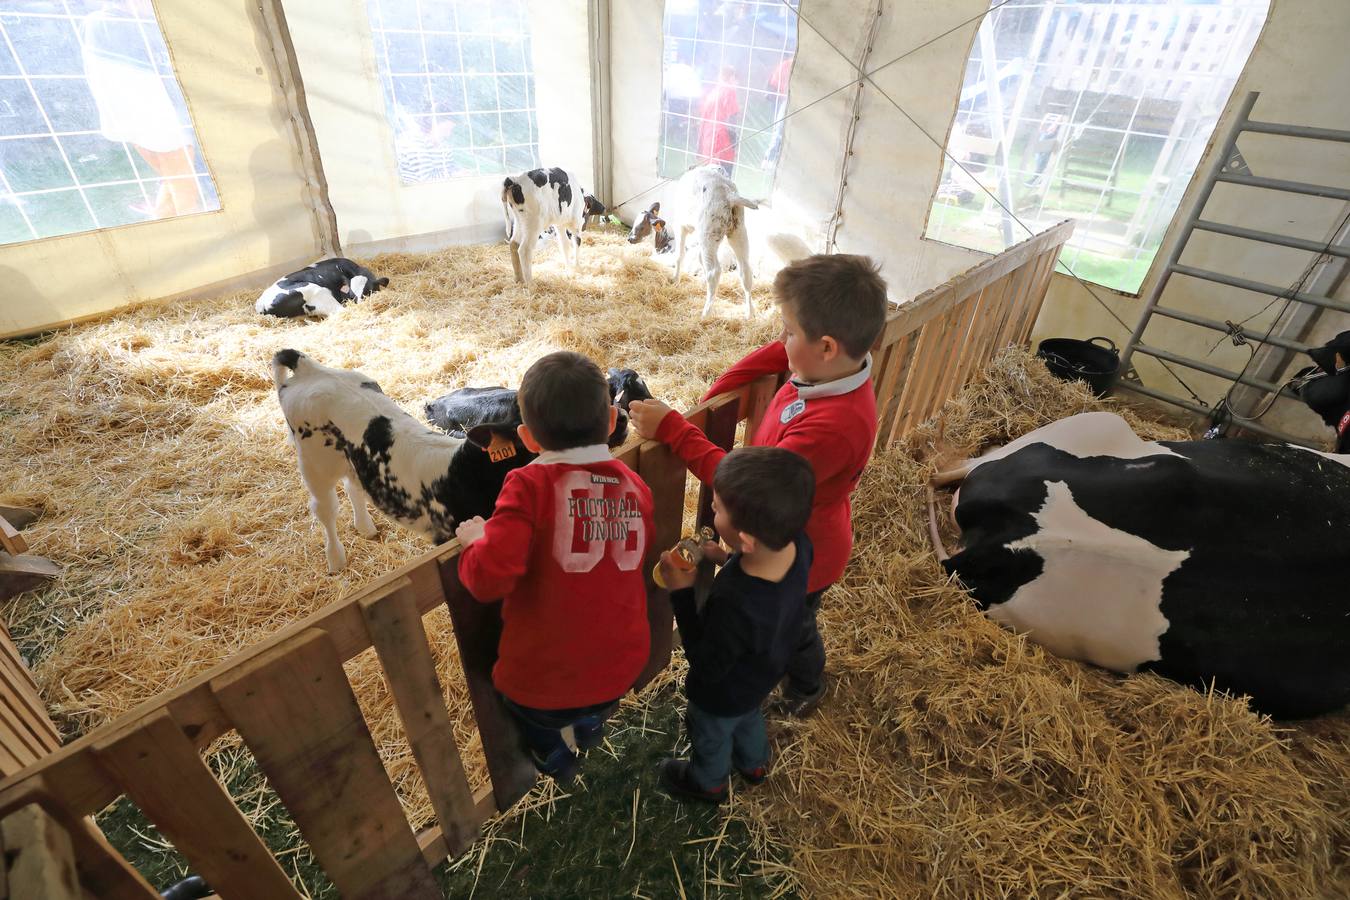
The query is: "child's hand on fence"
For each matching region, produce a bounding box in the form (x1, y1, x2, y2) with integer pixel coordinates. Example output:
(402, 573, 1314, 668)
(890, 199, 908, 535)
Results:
(629, 399, 673, 439)
(701, 541, 728, 566)
(658, 550, 697, 591)
(455, 516, 486, 546)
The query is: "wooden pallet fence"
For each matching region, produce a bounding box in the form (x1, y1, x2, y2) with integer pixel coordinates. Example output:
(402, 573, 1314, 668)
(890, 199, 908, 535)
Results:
(872, 220, 1073, 447)
(0, 377, 771, 899)
(0, 221, 1072, 896)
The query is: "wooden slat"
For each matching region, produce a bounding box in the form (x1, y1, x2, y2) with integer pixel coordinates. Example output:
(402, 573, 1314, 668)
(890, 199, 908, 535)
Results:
(1016, 248, 1062, 342)
(0, 519, 26, 558)
(904, 306, 965, 432)
(436, 559, 538, 812)
(62, 809, 159, 899)
(946, 282, 1000, 396)
(0, 553, 59, 604)
(926, 291, 985, 417)
(881, 335, 921, 448)
(741, 373, 782, 443)
(92, 710, 300, 900)
(415, 786, 495, 865)
(872, 331, 913, 445)
(212, 629, 439, 900)
(359, 579, 479, 858)
(1, 803, 79, 900)
(891, 312, 947, 440)
(635, 439, 686, 689)
(968, 271, 1020, 375)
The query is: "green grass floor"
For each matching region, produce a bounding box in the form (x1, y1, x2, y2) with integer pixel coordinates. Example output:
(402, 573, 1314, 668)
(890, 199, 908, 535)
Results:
(97, 676, 796, 899)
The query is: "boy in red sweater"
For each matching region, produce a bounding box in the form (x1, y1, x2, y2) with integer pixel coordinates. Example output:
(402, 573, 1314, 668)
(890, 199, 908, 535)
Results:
(456, 351, 655, 783)
(630, 254, 888, 717)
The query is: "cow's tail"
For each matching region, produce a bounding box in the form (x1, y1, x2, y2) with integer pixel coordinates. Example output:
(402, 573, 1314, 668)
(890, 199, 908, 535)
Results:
(501, 177, 525, 241)
(271, 348, 309, 390)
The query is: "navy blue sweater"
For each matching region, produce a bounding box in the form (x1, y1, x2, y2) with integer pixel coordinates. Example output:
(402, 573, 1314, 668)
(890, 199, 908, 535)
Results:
(670, 534, 812, 716)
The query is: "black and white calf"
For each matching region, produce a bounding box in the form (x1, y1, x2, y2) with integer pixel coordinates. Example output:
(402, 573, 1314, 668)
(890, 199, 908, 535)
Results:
(501, 166, 605, 284)
(272, 350, 527, 573)
(424, 367, 653, 449)
(627, 165, 758, 318)
(935, 411, 1350, 718)
(256, 258, 390, 318)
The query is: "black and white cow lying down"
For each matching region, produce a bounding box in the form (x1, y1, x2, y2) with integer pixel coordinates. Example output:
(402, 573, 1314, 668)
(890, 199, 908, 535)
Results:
(935, 411, 1350, 718)
(272, 350, 535, 573)
(423, 368, 652, 448)
(501, 166, 605, 284)
(256, 258, 389, 318)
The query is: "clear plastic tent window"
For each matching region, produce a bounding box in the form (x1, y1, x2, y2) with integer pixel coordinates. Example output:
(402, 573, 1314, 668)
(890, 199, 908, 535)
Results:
(925, 0, 1268, 294)
(366, 0, 541, 183)
(657, 0, 799, 199)
(0, 0, 220, 247)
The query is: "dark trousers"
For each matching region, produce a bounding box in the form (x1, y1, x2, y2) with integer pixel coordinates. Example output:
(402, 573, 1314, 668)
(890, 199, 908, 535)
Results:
(500, 695, 619, 770)
(686, 700, 769, 790)
(784, 588, 826, 696)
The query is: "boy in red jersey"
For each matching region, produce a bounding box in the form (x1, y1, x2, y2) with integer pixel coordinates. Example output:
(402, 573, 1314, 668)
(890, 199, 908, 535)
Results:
(630, 254, 888, 717)
(456, 351, 654, 783)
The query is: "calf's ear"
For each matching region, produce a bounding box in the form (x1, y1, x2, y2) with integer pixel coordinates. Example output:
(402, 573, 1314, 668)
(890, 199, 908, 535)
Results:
(465, 424, 494, 450)
(377, 277, 390, 288)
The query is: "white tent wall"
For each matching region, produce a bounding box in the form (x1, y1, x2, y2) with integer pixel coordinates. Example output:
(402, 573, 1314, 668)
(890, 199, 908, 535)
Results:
(608, 0, 1348, 445)
(0, 0, 331, 340)
(284, 0, 597, 255)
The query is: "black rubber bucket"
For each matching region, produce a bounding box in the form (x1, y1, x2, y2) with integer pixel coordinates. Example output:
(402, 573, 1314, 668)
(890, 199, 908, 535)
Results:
(1036, 336, 1120, 397)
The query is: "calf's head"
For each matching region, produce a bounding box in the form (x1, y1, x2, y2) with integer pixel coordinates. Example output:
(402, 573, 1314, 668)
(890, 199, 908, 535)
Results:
(627, 202, 671, 252)
(583, 193, 607, 225)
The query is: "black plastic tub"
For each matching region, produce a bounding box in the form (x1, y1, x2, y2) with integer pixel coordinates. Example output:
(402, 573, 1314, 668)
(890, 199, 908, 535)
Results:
(1036, 336, 1120, 397)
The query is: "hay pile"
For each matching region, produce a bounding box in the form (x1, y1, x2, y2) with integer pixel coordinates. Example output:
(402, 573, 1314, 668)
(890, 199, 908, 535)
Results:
(0, 229, 778, 810)
(738, 349, 1350, 898)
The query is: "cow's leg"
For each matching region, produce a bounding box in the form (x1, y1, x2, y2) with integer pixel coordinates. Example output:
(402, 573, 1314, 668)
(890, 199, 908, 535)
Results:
(508, 239, 524, 283)
(727, 226, 754, 318)
(570, 229, 582, 271)
(700, 240, 721, 318)
(517, 235, 534, 284)
(295, 446, 348, 573)
(345, 467, 378, 539)
(552, 225, 573, 270)
(671, 229, 690, 285)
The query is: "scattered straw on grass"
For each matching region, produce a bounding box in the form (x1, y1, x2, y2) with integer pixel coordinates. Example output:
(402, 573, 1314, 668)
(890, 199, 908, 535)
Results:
(730, 348, 1350, 898)
(0, 228, 777, 817)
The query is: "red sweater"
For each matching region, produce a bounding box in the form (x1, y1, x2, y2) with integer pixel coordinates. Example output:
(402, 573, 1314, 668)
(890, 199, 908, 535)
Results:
(656, 341, 878, 592)
(457, 446, 654, 709)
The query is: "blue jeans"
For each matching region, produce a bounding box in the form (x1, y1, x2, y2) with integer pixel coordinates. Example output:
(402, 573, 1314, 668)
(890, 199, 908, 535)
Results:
(685, 700, 769, 791)
(501, 695, 619, 772)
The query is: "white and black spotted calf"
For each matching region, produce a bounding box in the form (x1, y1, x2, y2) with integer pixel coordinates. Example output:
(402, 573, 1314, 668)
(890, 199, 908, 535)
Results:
(501, 166, 605, 284)
(424, 367, 652, 449)
(627, 165, 757, 318)
(937, 411, 1350, 718)
(256, 258, 389, 318)
(271, 349, 525, 573)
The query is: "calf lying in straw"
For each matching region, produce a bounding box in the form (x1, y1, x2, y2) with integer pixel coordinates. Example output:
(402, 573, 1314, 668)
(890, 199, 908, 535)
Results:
(271, 349, 527, 573)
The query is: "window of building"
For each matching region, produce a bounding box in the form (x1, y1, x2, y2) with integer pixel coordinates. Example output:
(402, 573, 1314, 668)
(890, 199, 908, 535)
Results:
(0, 0, 220, 247)
(366, 0, 539, 184)
(925, 0, 1269, 294)
(658, 0, 799, 199)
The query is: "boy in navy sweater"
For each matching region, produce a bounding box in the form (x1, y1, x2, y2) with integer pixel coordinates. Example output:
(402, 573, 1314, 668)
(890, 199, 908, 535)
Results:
(657, 446, 815, 803)
(456, 352, 654, 783)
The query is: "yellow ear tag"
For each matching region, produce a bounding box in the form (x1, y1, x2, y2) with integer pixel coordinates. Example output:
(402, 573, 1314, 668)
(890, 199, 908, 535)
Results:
(487, 432, 517, 463)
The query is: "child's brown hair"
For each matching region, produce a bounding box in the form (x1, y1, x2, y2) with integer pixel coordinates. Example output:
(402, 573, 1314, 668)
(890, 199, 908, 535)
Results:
(773, 254, 888, 360)
(713, 447, 815, 551)
(519, 351, 611, 450)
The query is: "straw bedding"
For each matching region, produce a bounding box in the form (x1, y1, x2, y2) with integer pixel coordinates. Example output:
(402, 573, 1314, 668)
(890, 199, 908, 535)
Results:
(2, 231, 1346, 897)
(735, 350, 1350, 898)
(0, 229, 778, 801)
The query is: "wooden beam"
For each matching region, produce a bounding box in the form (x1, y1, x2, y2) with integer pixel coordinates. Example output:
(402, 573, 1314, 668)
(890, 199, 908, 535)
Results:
(0, 553, 59, 604)
(92, 710, 300, 900)
(435, 560, 538, 813)
(212, 630, 439, 900)
(359, 580, 480, 858)
(0, 519, 26, 558)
